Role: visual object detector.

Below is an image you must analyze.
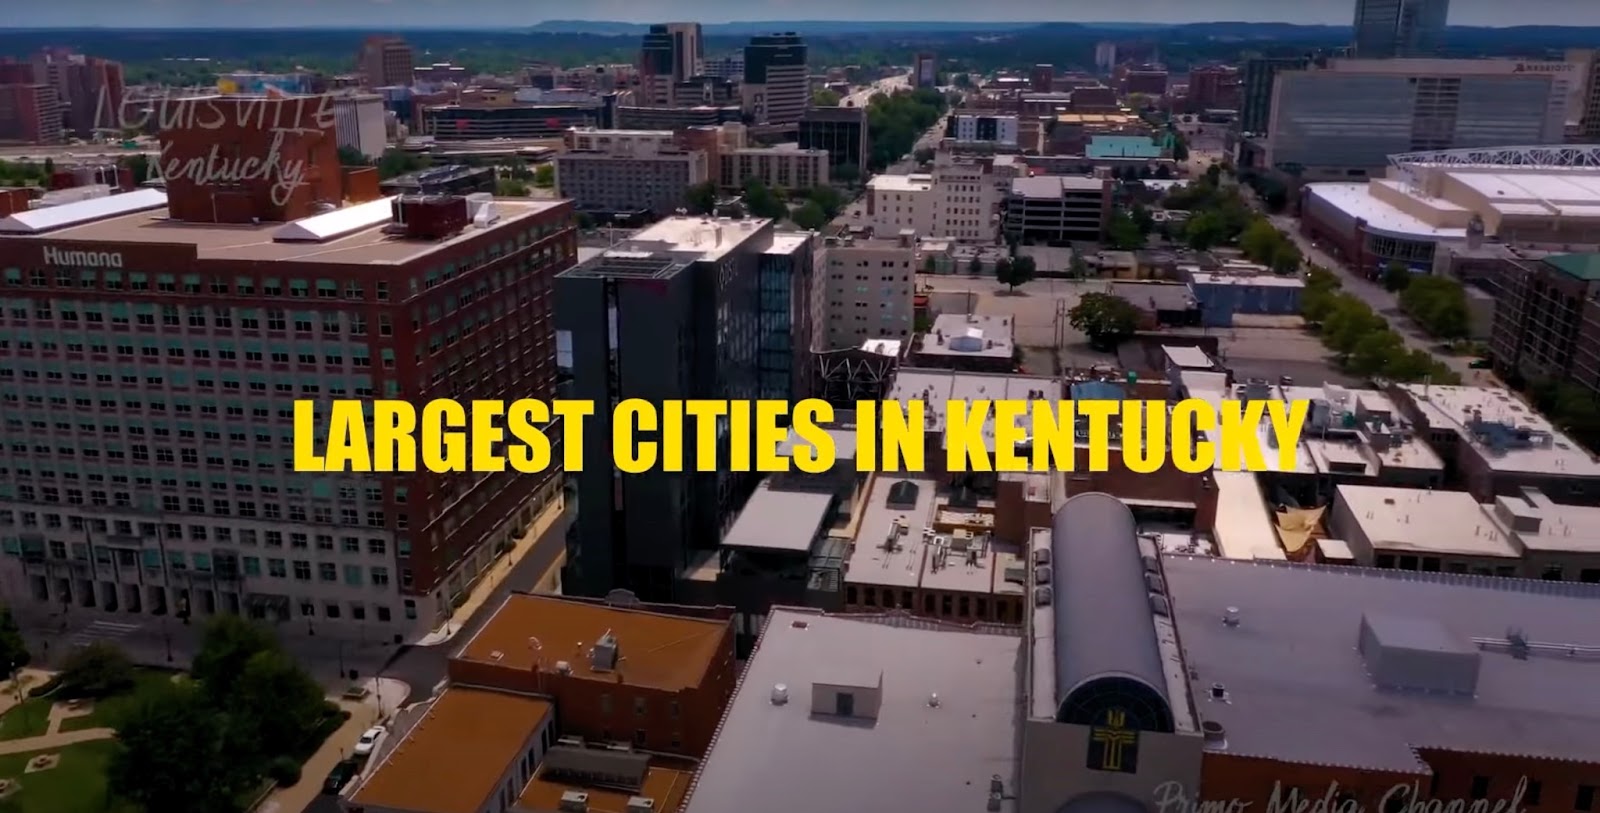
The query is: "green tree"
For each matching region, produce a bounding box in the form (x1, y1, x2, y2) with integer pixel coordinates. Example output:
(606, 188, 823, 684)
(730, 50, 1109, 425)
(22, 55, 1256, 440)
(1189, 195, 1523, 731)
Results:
(335, 145, 368, 166)
(109, 682, 260, 813)
(56, 642, 134, 699)
(1382, 261, 1412, 293)
(834, 164, 861, 185)
(968, 256, 984, 275)
(1183, 211, 1226, 251)
(1384, 348, 1439, 382)
(42, 157, 55, 176)
(191, 615, 280, 704)
(495, 178, 529, 197)
(742, 178, 788, 220)
(1270, 244, 1302, 276)
(998, 255, 1036, 292)
(685, 181, 718, 216)
(533, 164, 555, 188)
(812, 88, 842, 107)
(807, 185, 846, 219)
(1204, 163, 1222, 186)
(232, 650, 329, 758)
(0, 608, 27, 671)
(1239, 218, 1284, 264)
(1069, 250, 1090, 279)
(792, 200, 829, 230)
(1349, 330, 1404, 376)
(923, 255, 938, 274)
(1130, 203, 1155, 235)
(1069, 293, 1142, 351)
(1106, 211, 1146, 250)
(375, 149, 429, 181)
(1322, 297, 1387, 357)
(1400, 275, 1470, 339)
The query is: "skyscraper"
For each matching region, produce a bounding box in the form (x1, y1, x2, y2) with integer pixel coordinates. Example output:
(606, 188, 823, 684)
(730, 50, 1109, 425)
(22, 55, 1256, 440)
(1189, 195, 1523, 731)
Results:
(742, 33, 808, 126)
(356, 35, 415, 88)
(639, 22, 704, 107)
(1353, 0, 1450, 58)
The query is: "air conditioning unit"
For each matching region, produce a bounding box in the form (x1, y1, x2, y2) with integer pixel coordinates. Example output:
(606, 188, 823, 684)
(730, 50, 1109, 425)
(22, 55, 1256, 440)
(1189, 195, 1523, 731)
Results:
(559, 791, 590, 813)
(627, 797, 657, 813)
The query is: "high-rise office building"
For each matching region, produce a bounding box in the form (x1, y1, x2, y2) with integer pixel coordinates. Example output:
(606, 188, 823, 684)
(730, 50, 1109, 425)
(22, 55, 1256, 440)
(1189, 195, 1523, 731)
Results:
(357, 35, 415, 88)
(913, 53, 938, 89)
(639, 22, 704, 107)
(1240, 56, 1311, 135)
(556, 218, 814, 600)
(1353, 0, 1450, 58)
(798, 106, 869, 175)
(0, 97, 573, 642)
(25, 49, 124, 139)
(742, 33, 808, 126)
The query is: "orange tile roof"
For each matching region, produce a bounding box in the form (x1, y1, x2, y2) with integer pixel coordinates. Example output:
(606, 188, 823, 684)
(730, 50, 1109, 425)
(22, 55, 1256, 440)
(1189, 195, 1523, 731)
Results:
(517, 757, 696, 813)
(456, 594, 728, 692)
(350, 688, 552, 813)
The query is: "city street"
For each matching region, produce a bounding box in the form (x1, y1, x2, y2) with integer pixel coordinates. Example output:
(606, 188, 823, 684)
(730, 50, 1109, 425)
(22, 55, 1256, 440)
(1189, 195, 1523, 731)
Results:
(842, 74, 910, 108)
(1265, 213, 1480, 380)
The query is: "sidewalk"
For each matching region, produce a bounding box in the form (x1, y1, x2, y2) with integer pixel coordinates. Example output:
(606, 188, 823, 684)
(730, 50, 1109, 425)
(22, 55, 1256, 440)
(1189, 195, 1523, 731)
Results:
(256, 676, 408, 813)
(0, 668, 117, 756)
(415, 493, 568, 647)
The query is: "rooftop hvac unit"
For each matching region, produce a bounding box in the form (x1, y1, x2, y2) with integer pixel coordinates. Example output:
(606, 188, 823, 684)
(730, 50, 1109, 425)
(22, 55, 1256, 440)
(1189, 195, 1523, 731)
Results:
(626, 798, 657, 813)
(559, 791, 590, 813)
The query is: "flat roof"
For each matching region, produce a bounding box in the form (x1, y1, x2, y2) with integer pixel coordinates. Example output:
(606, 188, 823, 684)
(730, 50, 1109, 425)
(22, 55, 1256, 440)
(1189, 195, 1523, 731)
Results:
(622, 216, 774, 262)
(1189, 272, 1306, 288)
(1305, 182, 1469, 241)
(722, 480, 835, 554)
(1544, 252, 1600, 282)
(1493, 489, 1600, 555)
(1162, 344, 1213, 370)
(886, 368, 1061, 441)
(519, 756, 696, 813)
(1334, 485, 1520, 559)
(1164, 555, 1600, 770)
(3, 197, 564, 264)
(682, 609, 1021, 813)
(457, 594, 728, 691)
(847, 475, 937, 590)
(1396, 384, 1600, 476)
(1113, 281, 1195, 311)
(351, 688, 551, 813)
(1011, 175, 1105, 197)
(868, 174, 934, 192)
(1211, 471, 1287, 561)
(918, 313, 1015, 359)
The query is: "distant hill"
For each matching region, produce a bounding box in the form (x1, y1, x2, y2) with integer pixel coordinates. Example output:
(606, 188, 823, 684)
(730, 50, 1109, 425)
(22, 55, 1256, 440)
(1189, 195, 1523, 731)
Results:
(529, 20, 1037, 36)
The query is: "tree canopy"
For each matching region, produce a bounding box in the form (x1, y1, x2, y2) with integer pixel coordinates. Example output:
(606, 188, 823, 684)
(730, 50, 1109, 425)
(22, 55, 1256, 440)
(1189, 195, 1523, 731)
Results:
(1069, 293, 1142, 351)
(1300, 266, 1461, 385)
(998, 254, 1037, 291)
(1399, 275, 1471, 339)
(866, 88, 948, 171)
(1105, 211, 1146, 250)
(0, 607, 27, 671)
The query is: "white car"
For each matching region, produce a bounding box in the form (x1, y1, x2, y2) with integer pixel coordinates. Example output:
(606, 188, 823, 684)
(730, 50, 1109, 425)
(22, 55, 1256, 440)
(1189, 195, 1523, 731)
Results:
(353, 726, 385, 757)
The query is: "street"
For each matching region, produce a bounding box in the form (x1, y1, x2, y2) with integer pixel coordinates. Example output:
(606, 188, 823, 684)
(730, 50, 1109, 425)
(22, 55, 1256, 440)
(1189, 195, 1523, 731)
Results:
(842, 74, 910, 109)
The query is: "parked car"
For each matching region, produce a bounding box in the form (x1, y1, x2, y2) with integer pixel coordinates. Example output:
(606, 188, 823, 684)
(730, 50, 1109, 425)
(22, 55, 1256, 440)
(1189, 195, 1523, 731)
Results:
(1469, 358, 1492, 369)
(354, 726, 386, 757)
(323, 759, 358, 795)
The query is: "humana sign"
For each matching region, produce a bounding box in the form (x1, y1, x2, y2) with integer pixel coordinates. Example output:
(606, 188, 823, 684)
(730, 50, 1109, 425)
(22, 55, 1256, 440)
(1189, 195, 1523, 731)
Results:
(43, 246, 124, 269)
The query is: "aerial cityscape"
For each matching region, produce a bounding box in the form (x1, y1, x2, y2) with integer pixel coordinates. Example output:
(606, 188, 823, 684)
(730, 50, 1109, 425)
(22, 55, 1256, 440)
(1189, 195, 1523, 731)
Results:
(1, 1, 1600, 813)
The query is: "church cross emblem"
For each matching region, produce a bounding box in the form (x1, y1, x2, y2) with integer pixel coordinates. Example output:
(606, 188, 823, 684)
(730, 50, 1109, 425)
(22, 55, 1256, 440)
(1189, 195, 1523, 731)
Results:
(1087, 708, 1140, 773)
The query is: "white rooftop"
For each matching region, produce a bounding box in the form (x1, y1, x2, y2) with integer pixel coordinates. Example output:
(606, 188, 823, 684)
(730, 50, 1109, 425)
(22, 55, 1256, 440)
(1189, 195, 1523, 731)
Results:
(1162, 344, 1213, 370)
(1305, 182, 1470, 241)
(1211, 471, 1287, 561)
(1334, 485, 1521, 560)
(868, 174, 934, 192)
(1189, 272, 1307, 288)
(918, 313, 1015, 359)
(621, 216, 774, 262)
(847, 476, 938, 590)
(682, 610, 1021, 813)
(1397, 384, 1600, 475)
(0, 188, 168, 234)
(886, 369, 1061, 446)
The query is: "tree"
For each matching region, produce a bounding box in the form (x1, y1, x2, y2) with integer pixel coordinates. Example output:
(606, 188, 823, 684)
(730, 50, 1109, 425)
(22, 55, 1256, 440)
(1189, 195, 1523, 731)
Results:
(42, 157, 55, 176)
(56, 642, 135, 699)
(1400, 276, 1470, 339)
(375, 149, 429, 181)
(792, 200, 829, 230)
(807, 185, 846, 219)
(685, 181, 718, 216)
(834, 164, 861, 185)
(998, 255, 1036, 292)
(1349, 330, 1404, 377)
(1069, 250, 1090, 279)
(812, 88, 842, 107)
(967, 256, 984, 275)
(1382, 261, 1413, 293)
(1270, 244, 1303, 276)
(335, 145, 368, 167)
(994, 256, 1013, 282)
(1130, 203, 1155, 236)
(0, 608, 27, 671)
(923, 255, 938, 274)
(232, 650, 329, 758)
(495, 178, 529, 197)
(109, 682, 260, 813)
(1323, 297, 1387, 357)
(1184, 211, 1227, 251)
(1069, 293, 1142, 351)
(913, 147, 935, 164)
(1239, 218, 1284, 264)
(533, 164, 555, 188)
(1106, 211, 1146, 250)
(741, 178, 788, 220)
(192, 614, 280, 704)
(1204, 164, 1222, 186)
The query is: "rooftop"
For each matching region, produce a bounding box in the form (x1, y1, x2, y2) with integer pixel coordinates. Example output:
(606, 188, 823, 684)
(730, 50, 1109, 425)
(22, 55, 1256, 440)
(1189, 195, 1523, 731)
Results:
(917, 313, 1015, 359)
(681, 609, 1021, 813)
(847, 475, 938, 590)
(721, 480, 836, 554)
(1211, 471, 1288, 561)
(1544, 252, 1600, 282)
(868, 174, 934, 193)
(1010, 175, 1106, 197)
(518, 752, 696, 813)
(456, 594, 729, 691)
(1189, 271, 1306, 289)
(350, 688, 552, 813)
(1164, 555, 1600, 771)
(1, 193, 565, 264)
(1334, 485, 1520, 559)
(1086, 135, 1162, 159)
(1305, 182, 1469, 241)
(620, 216, 775, 262)
(886, 368, 1061, 439)
(1112, 281, 1197, 312)
(1162, 344, 1214, 370)
(1396, 384, 1600, 475)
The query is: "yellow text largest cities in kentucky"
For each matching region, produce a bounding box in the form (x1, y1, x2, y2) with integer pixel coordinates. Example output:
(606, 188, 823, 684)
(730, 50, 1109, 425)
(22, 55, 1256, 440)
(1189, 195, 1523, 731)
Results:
(292, 398, 1308, 475)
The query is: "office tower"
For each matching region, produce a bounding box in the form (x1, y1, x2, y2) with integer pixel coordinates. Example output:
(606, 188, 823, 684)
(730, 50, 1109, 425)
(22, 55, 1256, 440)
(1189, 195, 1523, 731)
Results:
(554, 135, 711, 217)
(914, 53, 938, 89)
(556, 218, 814, 599)
(639, 22, 704, 107)
(0, 83, 64, 144)
(799, 106, 869, 175)
(1240, 56, 1310, 135)
(1031, 64, 1055, 92)
(357, 35, 415, 88)
(0, 97, 572, 641)
(742, 33, 809, 126)
(27, 49, 124, 139)
(1353, 0, 1450, 58)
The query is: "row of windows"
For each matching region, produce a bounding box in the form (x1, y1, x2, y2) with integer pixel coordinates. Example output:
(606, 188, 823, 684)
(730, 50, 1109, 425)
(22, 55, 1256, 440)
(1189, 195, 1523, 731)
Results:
(2, 301, 381, 336)
(0, 510, 409, 556)
(12, 537, 394, 585)
(1, 487, 403, 527)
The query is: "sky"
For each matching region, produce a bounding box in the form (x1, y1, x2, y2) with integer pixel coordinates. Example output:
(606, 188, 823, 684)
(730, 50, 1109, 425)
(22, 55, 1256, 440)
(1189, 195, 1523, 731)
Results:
(6, 0, 1600, 28)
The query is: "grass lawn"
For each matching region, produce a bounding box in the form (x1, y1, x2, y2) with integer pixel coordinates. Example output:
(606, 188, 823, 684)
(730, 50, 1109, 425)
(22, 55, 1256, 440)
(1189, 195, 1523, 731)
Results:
(0, 699, 53, 743)
(58, 671, 178, 734)
(0, 740, 138, 813)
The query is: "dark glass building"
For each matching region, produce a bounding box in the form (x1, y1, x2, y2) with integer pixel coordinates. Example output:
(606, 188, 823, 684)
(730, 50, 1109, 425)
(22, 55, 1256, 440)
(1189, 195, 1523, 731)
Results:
(798, 106, 869, 174)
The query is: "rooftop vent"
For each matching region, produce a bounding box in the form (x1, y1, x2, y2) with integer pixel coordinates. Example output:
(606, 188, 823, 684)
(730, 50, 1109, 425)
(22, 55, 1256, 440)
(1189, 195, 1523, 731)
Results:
(1209, 683, 1228, 701)
(1358, 613, 1481, 696)
(927, 693, 941, 708)
(555, 660, 573, 675)
(1222, 607, 1240, 627)
(1200, 720, 1227, 748)
(1033, 586, 1053, 607)
(591, 631, 619, 672)
(626, 797, 656, 813)
(1035, 565, 1053, 585)
(1149, 595, 1171, 616)
(559, 791, 590, 813)
(771, 684, 789, 705)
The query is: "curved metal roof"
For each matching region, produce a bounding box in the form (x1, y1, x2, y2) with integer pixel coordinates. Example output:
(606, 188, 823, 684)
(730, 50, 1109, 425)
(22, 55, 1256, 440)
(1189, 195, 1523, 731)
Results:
(1056, 793, 1148, 813)
(1050, 493, 1171, 718)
